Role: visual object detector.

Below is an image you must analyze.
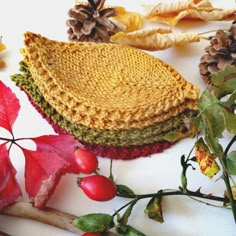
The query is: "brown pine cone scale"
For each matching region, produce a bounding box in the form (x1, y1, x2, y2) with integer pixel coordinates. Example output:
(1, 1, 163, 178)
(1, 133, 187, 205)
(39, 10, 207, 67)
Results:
(67, 0, 121, 43)
(199, 21, 236, 84)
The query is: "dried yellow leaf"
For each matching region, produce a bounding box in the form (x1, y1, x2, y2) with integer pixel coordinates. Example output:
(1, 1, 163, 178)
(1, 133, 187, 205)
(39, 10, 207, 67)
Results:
(0, 38, 6, 51)
(0, 60, 6, 68)
(112, 6, 143, 32)
(146, 0, 236, 26)
(110, 27, 200, 51)
(0, 36, 6, 68)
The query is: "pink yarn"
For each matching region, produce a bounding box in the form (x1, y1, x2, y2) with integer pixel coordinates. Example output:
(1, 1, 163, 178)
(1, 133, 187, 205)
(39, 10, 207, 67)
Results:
(82, 141, 174, 160)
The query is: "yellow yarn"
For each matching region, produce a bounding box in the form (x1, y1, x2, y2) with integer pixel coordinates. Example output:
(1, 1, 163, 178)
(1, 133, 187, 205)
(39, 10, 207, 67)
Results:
(22, 32, 199, 130)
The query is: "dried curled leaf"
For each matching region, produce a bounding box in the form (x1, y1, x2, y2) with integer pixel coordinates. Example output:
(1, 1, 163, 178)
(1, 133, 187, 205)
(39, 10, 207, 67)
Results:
(110, 27, 200, 51)
(146, 0, 236, 26)
(195, 137, 220, 179)
(112, 6, 143, 32)
(0, 36, 6, 68)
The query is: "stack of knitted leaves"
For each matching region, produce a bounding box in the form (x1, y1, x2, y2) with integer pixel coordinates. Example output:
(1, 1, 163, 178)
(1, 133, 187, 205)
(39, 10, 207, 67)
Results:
(12, 32, 199, 159)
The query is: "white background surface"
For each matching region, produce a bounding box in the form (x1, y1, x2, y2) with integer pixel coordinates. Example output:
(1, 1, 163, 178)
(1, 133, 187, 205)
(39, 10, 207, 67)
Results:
(0, 0, 236, 235)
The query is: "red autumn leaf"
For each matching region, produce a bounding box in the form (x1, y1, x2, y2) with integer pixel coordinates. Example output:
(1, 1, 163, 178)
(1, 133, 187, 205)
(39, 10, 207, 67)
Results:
(0, 143, 22, 210)
(0, 81, 82, 209)
(22, 147, 71, 209)
(31, 134, 81, 173)
(0, 81, 20, 135)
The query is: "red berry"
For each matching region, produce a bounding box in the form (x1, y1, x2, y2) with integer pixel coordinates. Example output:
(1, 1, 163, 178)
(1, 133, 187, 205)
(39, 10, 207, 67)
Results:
(78, 175, 117, 201)
(82, 233, 102, 236)
(74, 147, 98, 174)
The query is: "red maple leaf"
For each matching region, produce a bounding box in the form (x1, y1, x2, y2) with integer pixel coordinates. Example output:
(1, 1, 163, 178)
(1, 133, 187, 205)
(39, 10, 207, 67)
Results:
(0, 143, 22, 210)
(0, 81, 81, 209)
(0, 81, 20, 135)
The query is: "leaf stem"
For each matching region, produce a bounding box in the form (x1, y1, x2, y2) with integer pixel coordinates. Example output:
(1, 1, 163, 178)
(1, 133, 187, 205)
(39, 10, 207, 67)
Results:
(0, 137, 13, 142)
(117, 188, 235, 204)
(112, 199, 137, 217)
(223, 135, 236, 222)
(224, 135, 236, 156)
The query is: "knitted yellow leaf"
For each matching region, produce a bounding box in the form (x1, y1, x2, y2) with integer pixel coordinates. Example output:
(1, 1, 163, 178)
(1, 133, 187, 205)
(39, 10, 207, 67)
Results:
(0, 36, 6, 68)
(195, 138, 220, 179)
(110, 27, 200, 51)
(112, 6, 143, 32)
(146, 0, 236, 26)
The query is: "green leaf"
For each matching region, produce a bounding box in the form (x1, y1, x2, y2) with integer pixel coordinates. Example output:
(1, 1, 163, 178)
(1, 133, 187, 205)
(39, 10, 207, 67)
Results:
(211, 65, 236, 98)
(118, 200, 137, 225)
(73, 213, 114, 233)
(144, 191, 164, 223)
(117, 224, 146, 236)
(189, 116, 200, 131)
(198, 90, 225, 138)
(197, 89, 227, 157)
(198, 90, 218, 111)
(222, 90, 236, 109)
(204, 133, 223, 157)
(211, 66, 236, 86)
(224, 111, 236, 134)
(226, 151, 236, 175)
(116, 184, 136, 198)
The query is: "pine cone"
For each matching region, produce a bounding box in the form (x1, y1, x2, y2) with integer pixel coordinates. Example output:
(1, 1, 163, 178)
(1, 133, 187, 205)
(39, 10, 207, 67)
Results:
(199, 21, 236, 84)
(66, 0, 121, 43)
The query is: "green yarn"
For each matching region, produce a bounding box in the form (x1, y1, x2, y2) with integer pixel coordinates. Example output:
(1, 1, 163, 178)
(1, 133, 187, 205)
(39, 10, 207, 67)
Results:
(11, 61, 197, 147)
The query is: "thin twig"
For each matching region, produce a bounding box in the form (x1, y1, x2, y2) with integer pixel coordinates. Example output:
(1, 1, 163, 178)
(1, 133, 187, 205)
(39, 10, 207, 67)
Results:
(117, 189, 233, 203)
(223, 135, 236, 223)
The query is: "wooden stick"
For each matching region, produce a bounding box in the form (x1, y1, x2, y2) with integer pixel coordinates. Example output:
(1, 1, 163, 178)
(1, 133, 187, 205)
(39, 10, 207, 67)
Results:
(0, 202, 117, 236)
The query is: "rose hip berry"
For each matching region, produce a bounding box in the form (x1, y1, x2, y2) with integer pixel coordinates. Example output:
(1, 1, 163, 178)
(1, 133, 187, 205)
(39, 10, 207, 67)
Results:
(74, 147, 98, 174)
(82, 233, 102, 236)
(77, 175, 117, 201)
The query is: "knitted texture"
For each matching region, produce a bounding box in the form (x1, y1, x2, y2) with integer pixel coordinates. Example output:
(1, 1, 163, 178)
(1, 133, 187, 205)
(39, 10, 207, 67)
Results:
(29, 93, 176, 159)
(22, 32, 199, 130)
(11, 62, 196, 147)
(13, 81, 175, 159)
(81, 141, 175, 159)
